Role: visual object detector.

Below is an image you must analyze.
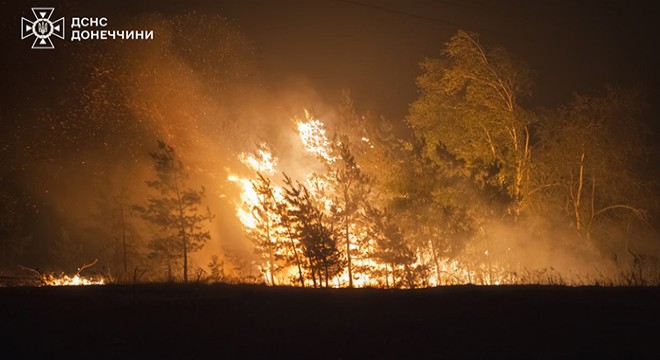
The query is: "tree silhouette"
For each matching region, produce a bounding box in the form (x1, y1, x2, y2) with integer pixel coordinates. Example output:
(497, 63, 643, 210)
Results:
(134, 140, 213, 282)
(93, 185, 140, 282)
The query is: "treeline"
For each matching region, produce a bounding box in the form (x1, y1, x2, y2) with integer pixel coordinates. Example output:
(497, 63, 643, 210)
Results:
(236, 30, 658, 287)
(1, 30, 657, 286)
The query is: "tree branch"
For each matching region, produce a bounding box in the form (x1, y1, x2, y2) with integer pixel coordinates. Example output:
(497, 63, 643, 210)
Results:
(592, 205, 648, 223)
(77, 258, 99, 275)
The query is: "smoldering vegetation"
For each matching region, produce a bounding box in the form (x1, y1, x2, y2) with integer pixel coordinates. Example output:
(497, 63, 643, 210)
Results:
(1, 9, 658, 287)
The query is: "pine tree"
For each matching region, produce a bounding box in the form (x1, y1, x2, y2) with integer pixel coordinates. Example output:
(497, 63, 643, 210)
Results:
(283, 174, 344, 287)
(331, 140, 369, 287)
(247, 172, 283, 285)
(93, 185, 140, 282)
(134, 140, 213, 282)
(207, 255, 224, 283)
(364, 204, 416, 287)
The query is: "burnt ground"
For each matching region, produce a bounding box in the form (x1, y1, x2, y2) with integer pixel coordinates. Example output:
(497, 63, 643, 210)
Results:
(1, 284, 659, 359)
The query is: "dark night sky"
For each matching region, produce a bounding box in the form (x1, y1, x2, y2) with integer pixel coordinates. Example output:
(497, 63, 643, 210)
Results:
(1, 1, 659, 204)
(208, 1, 660, 122)
(224, 0, 660, 120)
(189, 1, 660, 122)
(2, 0, 659, 122)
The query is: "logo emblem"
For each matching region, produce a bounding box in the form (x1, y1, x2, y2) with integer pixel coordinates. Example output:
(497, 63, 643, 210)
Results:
(21, 7, 65, 49)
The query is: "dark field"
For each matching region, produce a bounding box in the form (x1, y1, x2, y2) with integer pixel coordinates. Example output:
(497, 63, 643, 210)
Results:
(1, 284, 659, 359)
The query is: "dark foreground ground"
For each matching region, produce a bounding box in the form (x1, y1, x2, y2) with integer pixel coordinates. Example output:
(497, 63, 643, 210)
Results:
(1, 284, 659, 359)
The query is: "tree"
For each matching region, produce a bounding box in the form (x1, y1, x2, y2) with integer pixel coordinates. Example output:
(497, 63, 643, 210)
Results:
(330, 140, 370, 287)
(274, 176, 306, 287)
(407, 30, 535, 219)
(364, 204, 416, 287)
(134, 140, 213, 282)
(207, 255, 224, 283)
(283, 174, 344, 287)
(384, 137, 478, 285)
(247, 172, 284, 285)
(534, 87, 650, 249)
(93, 185, 140, 281)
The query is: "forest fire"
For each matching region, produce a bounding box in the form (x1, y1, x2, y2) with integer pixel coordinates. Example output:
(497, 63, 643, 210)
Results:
(227, 111, 517, 288)
(3, 2, 660, 358)
(2, 3, 657, 290)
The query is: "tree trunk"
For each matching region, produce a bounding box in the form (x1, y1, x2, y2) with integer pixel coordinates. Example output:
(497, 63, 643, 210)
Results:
(572, 149, 585, 237)
(285, 225, 305, 287)
(266, 222, 275, 286)
(512, 125, 531, 220)
(182, 232, 188, 283)
(384, 266, 389, 288)
(119, 196, 127, 281)
(268, 251, 275, 286)
(310, 265, 317, 288)
(173, 172, 189, 283)
(429, 238, 441, 285)
(485, 236, 493, 285)
(325, 264, 329, 288)
(345, 208, 353, 288)
(587, 175, 595, 242)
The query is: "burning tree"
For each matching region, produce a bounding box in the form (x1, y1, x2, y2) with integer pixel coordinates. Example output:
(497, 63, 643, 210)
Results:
(247, 172, 285, 285)
(283, 175, 344, 287)
(330, 140, 370, 287)
(275, 177, 306, 287)
(135, 140, 213, 282)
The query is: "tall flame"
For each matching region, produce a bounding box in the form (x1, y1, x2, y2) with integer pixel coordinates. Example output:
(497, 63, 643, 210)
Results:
(239, 143, 278, 174)
(297, 110, 336, 163)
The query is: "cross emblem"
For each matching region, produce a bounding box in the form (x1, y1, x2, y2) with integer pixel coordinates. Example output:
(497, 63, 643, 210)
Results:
(21, 8, 65, 49)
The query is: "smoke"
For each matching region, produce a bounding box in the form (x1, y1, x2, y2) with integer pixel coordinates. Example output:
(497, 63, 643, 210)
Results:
(1, 11, 347, 277)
